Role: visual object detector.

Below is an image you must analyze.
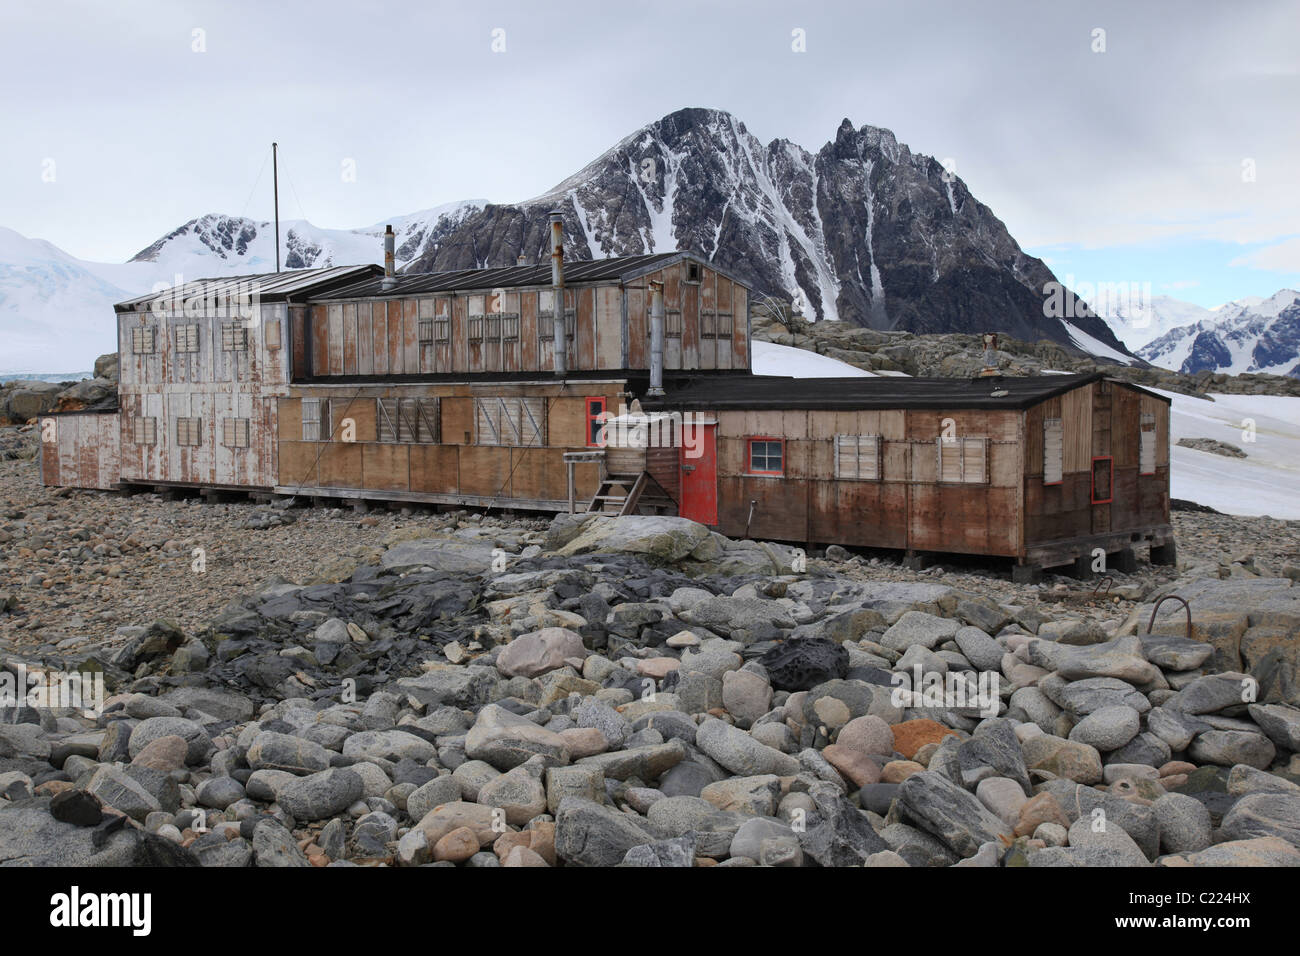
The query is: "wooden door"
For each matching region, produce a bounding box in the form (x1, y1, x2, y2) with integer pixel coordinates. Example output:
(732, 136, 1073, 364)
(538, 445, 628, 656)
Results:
(679, 423, 717, 526)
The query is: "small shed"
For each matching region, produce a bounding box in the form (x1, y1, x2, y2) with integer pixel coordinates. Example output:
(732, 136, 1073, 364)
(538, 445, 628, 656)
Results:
(643, 371, 1174, 577)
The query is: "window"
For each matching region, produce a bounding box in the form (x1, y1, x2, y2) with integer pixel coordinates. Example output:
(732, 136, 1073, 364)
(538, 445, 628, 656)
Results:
(686, 262, 701, 283)
(586, 397, 607, 447)
(835, 435, 881, 480)
(537, 292, 575, 340)
(302, 398, 322, 441)
(131, 326, 156, 354)
(132, 417, 157, 445)
(176, 417, 202, 447)
(475, 397, 546, 447)
(937, 437, 988, 484)
(221, 321, 248, 351)
(748, 437, 783, 475)
(502, 314, 520, 341)
(484, 314, 501, 340)
(222, 418, 250, 448)
(377, 397, 439, 443)
(434, 317, 451, 343)
(1140, 413, 1156, 475)
(665, 309, 683, 337)
(468, 315, 485, 343)
(1091, 456, 1114, 504)
(1043, 418, 1063, 485)
(176, 324, 200, 354)
(418, 318, 434, 344)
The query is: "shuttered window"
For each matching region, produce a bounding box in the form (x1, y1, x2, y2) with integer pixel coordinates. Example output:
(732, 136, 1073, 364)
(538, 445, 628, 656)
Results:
(132, 417, 157, 445)
(264, 318, 281, 350)
(221, 321, 248, 351)
(537, 292, 576, 340)
(176, 324, 200, 353)
(1044, 418, 1063, 485)
(475, 397, 546, 447)
(418, 319, 434, 344)
(175, 417, 202, 447)
(937, 437, 988, 484)
(665, 309, 683, 337)
(468, 315, 485, 343)
(222, 418, 250, 448)
(376, 397, 439, 443)
(835, 435, 881, 480)
(434, 317, 451, 342)
(131, 326, 156, 354)
(301, 398, 322, 441)
(1140, 413, 1156, 475)
(501, 314, 520, 341)
(699, 309, 733, 339)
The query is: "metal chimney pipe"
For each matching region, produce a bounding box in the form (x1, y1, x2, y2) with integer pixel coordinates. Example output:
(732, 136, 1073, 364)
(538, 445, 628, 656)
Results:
(549, 210, 566, 376)
(381, 225, 396, 291)
(517, 254, 529, 266)
(647, 279, 665, 396)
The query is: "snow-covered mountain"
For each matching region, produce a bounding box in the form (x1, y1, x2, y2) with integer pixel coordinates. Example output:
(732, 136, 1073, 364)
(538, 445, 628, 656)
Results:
(1101, 295, 1216, 352)
(1137, 290, 1300, 378)
(0, 203, 483, 373)
(4, 106, 1146, 372)
(403, 108, 1131, 354)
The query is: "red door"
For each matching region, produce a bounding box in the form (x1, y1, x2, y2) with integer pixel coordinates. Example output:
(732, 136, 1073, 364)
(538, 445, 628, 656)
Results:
(679, 422, 717, 525)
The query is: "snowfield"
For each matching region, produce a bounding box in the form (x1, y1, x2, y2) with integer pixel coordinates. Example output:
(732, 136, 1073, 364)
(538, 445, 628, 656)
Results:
(1154, 388, 1300, 519)
(751, 340, 874, 377)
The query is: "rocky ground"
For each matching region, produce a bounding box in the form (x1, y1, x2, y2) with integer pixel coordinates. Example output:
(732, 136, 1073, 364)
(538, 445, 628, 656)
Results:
(753, 313, 1300, 398)
(2, 443, 1300, 867)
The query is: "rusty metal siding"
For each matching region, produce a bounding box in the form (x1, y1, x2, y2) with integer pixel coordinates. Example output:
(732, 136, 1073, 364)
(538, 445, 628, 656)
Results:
(40, 412, 120, 490)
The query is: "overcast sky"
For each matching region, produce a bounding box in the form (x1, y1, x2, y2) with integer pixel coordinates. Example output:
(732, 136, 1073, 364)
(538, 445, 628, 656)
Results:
(2, 0, 1297, 306)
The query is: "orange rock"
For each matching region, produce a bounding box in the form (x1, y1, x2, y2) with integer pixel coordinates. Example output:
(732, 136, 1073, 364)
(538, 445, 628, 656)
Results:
(433, 826, 481, 864)
(890, 719, 961, 760)
(880, 760, 924, 784)
(558, 727, 608, 759)
(493, 830, 531, 860)
(1013, 792, 1071, 837)
(309, 853, 331, 868)
(1158, 760, 1196, 777)
(35, 780, 75, 797)
(637, 658, 681, 679)
(821, 744, 880, 788)
(1160, 773, 1189, 790)
(526, 822, 557, 866)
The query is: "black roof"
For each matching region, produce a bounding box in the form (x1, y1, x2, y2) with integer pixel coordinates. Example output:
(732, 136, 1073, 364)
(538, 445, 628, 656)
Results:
(642, 372, 1171, 411)
(308, 251, 738, 300)
(114, 264, 384, 311)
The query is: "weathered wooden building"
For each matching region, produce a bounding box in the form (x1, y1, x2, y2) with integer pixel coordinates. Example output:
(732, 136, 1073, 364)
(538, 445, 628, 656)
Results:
(638, 372, 1174, 579)
(40, 216, 1173, 574)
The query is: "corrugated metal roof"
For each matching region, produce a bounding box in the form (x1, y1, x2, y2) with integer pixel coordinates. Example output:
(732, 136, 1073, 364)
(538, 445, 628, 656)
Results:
(641, 372, 1167, 411)
(114, 264, 383, 311)
(310, 252, 694, 300)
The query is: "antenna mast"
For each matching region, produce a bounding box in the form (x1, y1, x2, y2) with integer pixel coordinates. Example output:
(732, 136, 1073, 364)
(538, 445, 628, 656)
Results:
(272, 142, 281, 273)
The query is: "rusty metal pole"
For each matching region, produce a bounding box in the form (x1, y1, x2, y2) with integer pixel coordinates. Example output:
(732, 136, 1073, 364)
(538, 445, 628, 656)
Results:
(381, 225, 396, 291)
(648, 279, 665, 396)
(550, 210, 566, 376)
(272, 142, 280, 273)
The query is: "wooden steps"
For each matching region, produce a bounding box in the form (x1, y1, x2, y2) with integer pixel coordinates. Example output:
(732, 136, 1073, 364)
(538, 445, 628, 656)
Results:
(586, 472, 677, 516)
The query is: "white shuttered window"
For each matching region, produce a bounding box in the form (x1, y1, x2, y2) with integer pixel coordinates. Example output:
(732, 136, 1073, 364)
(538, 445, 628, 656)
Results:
(937, 437, 988, 484)
(1140, 412, 1156, 475)
(1044, 418, 1063, 484)
(834, 435, 882, 480)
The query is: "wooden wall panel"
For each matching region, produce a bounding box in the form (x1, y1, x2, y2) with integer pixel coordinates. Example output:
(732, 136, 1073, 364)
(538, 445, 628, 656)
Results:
(1062, 384, 1092, 472)
(458, 446, 511, 497)
(595, 287, 621, 369)
(409, 444, 459, 494)
(318, 443, 363, 487)
(627, 284, 647, 368)
(732, 287, 748, 369)
(362, 443, 410, 491)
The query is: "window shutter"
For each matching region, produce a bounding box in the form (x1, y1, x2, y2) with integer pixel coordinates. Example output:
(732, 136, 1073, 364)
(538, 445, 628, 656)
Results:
(177, 324, 200, 353)
(1044, 418, 1063, 484)
(962, 438, 987, 484)
(1140, 412, 1156, 474)
(938, 438, 962, 482)
(302, 399, 321, 441)
(376, 399, 397, 443)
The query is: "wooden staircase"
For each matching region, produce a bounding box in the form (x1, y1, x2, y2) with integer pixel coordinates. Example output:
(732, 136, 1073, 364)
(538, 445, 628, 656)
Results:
(586, 472, 677, 516)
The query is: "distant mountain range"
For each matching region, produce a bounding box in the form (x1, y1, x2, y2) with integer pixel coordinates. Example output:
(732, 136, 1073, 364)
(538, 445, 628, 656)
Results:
(1127, 290, 1300, 378)
(10, 105, 1257, 375)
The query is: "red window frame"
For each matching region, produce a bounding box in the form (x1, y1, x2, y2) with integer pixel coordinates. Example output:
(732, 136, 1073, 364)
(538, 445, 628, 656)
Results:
(1090, 455, 1114, 504)
(747, 436, 784, 476)
(585, 397, 607, 447)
